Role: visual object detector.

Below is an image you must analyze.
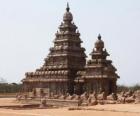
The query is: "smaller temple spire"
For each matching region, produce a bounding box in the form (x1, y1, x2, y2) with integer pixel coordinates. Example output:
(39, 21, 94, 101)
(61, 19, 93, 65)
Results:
(66, 2, 70, 12)
(95, 34, 104, 51)
(98, 34, 101, 40)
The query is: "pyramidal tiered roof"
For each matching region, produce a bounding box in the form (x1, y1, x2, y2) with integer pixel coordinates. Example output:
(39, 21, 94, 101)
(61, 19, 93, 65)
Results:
(77, 34, 119, 79)
(86, 34, 119, 79)
(22, 4, 119, 96)
(75, 35, 119, 94)
(22, 3, 86, 94)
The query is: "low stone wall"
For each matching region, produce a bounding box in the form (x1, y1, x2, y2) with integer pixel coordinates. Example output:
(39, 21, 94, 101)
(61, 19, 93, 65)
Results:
(20, 98, 79, 107)
(18, 90, 140, 107)
(46, 99, 79, 106)
(0, 93, 16, 98)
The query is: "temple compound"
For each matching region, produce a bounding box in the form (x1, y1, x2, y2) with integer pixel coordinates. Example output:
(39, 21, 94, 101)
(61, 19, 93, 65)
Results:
(21, 4, 119, 99)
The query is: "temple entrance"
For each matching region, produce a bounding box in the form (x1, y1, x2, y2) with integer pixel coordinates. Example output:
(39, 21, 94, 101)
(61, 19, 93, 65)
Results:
(74, 83, 83, 95)
(108, 80, 113, 94)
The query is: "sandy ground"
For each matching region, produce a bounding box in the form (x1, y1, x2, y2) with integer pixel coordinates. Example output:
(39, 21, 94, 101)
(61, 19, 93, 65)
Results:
(0, 98, 140, 116)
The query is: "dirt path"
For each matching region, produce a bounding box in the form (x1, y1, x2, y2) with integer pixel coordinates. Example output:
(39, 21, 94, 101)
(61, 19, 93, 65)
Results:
(0, 98, 140, 116)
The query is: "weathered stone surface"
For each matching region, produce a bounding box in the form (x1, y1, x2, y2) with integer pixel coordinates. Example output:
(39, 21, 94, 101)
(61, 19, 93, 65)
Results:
(97, 92, 106, 100)
(107, 93, 118, 101)
(21, 3, 86, 96)
(75, 34, 119, 96)
(135, 90, 140, 104)
(20, 4, 120, 107)
(39, 98, 47, 108)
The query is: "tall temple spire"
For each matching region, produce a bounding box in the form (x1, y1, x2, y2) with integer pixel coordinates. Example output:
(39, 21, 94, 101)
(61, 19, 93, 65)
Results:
(22, 3, 86, 95)
(66, 2, 70, 12)
(98, 34, 101, 40)
(63, 2, 73, 22)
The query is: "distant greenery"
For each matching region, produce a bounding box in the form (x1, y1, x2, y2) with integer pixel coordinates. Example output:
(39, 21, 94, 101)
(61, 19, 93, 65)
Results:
(117, 84, 140, 92)
(0, 81, 140, 93)
(0, 77, 7, 83)
(0, 83, 22, 93)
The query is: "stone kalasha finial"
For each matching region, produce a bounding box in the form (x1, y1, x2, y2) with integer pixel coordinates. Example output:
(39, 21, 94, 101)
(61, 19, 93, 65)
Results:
(98, 34, 101, 40)
(95, 34, 104, 49)
(66, 2, 70, 12)
(63, 2, 73, 21)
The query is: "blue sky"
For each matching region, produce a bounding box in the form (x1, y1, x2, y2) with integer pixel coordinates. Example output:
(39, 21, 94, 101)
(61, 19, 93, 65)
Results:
(0, 0, 140, 85)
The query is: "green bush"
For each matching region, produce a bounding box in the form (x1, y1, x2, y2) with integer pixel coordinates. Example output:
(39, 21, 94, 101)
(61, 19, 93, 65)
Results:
(117, 84, 140, 92)
(0, 83, 22, 93)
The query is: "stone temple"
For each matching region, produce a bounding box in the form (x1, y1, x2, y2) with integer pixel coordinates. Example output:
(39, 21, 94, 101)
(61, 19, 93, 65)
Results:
(21, 4, 119, 98)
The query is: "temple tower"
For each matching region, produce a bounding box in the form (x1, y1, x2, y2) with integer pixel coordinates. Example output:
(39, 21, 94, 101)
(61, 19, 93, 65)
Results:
(22, 3, 86, 95)
(75, 34, 119, 95)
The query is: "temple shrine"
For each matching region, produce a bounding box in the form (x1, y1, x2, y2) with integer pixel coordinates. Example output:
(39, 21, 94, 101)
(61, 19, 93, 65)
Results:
(75, 34, 119, 95)
(21, 4, 119, 98)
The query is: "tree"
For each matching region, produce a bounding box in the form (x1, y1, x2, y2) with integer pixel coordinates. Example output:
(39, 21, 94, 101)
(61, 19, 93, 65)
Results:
(0, 77, 7, 83)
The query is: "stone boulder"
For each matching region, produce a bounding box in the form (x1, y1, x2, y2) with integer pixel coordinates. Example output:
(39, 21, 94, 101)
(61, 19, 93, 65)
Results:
(97, 92, 106, 100)
(107, 93, 117, 101)
(134, 90, 140, 104)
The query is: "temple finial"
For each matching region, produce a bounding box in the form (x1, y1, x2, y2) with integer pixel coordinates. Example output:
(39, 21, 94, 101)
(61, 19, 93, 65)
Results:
(66, 2, 70, 12)
(98, 34, 101, 40)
